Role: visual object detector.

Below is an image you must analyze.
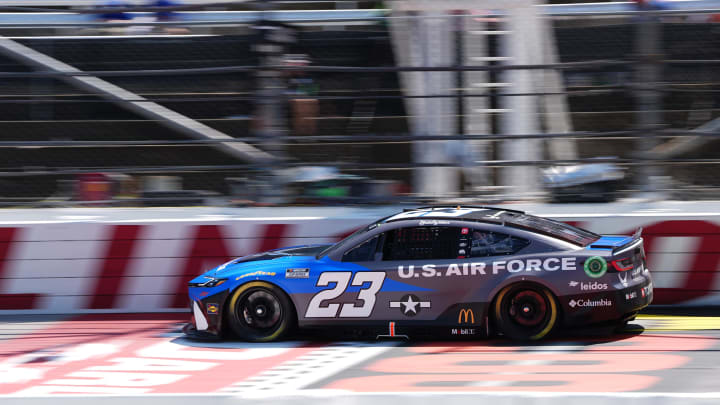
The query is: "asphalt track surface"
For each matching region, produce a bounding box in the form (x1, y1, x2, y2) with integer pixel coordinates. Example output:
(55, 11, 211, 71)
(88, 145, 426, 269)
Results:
(2, 310, 720, 405)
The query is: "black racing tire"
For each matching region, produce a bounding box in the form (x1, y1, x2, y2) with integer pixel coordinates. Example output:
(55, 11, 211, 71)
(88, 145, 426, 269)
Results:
(226, 281, 296, 342)
(493, 283, 559, 341)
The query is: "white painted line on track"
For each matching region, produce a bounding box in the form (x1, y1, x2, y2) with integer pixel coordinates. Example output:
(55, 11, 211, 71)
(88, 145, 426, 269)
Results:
(240, 390, 720, 398)
(221, 342, 397, 394)
(6, 391, 720, 399)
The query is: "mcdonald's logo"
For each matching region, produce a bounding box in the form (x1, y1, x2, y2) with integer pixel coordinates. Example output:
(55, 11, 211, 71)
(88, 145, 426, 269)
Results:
(458, 308, 475, 324)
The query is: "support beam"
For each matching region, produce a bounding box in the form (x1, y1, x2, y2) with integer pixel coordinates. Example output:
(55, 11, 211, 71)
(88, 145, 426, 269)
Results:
(0, 36, 275, 163)
(650, 118, 720, 159)
(537, 12, 577, 161)
(389, 7, 459, 199)
(461, 15, 491, 192)
(633, 11, 663, 192)
(500, 5, 542, 196)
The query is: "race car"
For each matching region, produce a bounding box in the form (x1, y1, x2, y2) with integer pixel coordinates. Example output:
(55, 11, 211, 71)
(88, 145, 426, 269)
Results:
(186, 206, 652, 341)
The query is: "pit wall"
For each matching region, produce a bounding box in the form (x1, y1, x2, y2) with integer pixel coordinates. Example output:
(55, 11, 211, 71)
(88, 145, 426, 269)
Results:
(0, 205, 719, 314)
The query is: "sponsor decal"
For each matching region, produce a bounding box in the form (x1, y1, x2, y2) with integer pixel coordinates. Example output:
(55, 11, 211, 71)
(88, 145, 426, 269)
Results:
(418, 220, 450, 226)
(206, 303, 219, 314)
(389, 294, 431, 317)
(305, 272, 385, 318)
(451, 328, 476, 335)
(386, 208, 474, 221)
(461, 228, 469, 235)
(285, 268, 310, 279)
(458, 308, 475, 324)
(584, 256, 608, 278)
(397, 257, 577, 279)
(618, 271, 630, 286)
(236, 270, 276, 280)
(200, 291, 209, 297)
(569, 281, 609, 291)
(625, 291, 638, 300)
(568, 298, 613, 308)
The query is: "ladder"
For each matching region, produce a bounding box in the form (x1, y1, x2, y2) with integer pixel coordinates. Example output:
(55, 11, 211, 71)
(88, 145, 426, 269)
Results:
(391, 0, 577, 198)
(462, 14, 510, 193)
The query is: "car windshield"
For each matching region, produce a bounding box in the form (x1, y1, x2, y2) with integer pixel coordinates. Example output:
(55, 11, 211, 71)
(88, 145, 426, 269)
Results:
(317, 222, 377, 258)
(503, 213, 599, 246)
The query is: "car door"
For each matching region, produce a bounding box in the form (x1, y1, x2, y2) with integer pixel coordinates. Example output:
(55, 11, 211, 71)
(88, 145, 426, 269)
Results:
(302, 224, 529, 325)
(355, 225, 465, 322)
(302, 232, 386, 321)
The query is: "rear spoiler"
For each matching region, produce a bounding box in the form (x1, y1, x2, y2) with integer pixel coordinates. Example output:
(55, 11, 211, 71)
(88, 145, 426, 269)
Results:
(613, 227, 643, 255)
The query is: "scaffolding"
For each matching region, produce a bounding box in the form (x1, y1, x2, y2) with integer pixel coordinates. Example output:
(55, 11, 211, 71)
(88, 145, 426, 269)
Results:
(390, 0, 577, 199)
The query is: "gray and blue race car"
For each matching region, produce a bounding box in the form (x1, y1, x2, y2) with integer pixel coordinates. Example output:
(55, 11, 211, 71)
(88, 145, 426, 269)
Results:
(186, 206, 652, 341)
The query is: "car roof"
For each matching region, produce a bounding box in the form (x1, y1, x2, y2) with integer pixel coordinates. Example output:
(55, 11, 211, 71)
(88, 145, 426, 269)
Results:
(382, 206, 523, 224)
(381, 206, 599, 246)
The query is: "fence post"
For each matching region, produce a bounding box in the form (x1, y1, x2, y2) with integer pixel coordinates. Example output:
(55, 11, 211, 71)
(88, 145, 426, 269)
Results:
(251, 12, 295, 203)
(634, 7, 663, 194)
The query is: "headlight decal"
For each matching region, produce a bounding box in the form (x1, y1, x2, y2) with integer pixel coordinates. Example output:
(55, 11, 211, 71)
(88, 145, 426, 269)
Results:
(188, 277, 227, 288)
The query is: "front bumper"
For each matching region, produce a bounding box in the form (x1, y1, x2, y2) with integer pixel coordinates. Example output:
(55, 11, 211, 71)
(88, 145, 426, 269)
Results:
(185, 287, 229, 338)
(183, 323, 222, 340)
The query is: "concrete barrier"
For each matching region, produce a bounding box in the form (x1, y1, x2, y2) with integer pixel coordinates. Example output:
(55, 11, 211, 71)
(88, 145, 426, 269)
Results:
(1, 202, 719, 314)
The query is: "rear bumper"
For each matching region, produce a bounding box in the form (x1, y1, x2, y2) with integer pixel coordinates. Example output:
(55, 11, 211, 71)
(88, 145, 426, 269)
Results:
(562, 275, 653, 327)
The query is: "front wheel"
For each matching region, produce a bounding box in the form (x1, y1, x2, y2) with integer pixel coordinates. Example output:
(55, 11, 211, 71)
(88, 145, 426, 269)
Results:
(226, 282, 295, 342)
(494, 283, 559, 341)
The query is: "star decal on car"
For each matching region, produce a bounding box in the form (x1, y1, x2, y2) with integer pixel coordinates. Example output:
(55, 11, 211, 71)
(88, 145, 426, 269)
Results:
(389, 294, 431, 317)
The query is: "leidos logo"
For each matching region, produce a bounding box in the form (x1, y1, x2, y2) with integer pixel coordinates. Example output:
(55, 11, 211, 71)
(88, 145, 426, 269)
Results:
(569, 281, 608, 291)
(582, 282, 609, 291)
(458, 308, 475, 324)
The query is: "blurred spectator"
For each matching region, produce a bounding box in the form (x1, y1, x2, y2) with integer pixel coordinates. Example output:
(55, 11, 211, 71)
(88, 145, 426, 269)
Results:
(149, 0, 180, 22)
(633, 0, 667, 11)
(632, 0, 672, 23)
(96, 0, 133, 35)
(97, 0, 133, 22)
(147, 0, 189, 34)
(285, 54, 319, 136)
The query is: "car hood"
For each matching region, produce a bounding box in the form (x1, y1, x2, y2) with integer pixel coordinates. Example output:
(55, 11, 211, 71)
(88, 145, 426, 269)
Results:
(211, 244, 332, 277)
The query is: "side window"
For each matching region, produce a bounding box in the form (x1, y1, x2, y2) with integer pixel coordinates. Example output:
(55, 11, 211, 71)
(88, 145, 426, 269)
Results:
(382, 226, 459, 261)
(469, 229, 529, 257)
(342, 235, 380, 262)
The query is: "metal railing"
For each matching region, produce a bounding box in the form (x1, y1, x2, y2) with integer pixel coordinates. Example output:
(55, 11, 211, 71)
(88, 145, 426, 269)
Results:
(0, 2, 718, 206)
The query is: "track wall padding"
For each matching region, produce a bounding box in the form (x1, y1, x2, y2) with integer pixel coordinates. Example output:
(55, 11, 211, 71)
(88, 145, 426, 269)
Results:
(1, 205, 720, 313)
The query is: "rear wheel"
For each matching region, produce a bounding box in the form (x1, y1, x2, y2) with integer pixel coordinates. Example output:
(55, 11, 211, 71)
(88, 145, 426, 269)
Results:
(226, 282, 295, 342)
(494, 283, 559, 341)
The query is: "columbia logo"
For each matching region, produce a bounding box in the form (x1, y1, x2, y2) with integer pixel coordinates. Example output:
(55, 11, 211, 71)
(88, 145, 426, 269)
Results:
(569, 299, 577, 308)
(569, 281, 579, 287)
